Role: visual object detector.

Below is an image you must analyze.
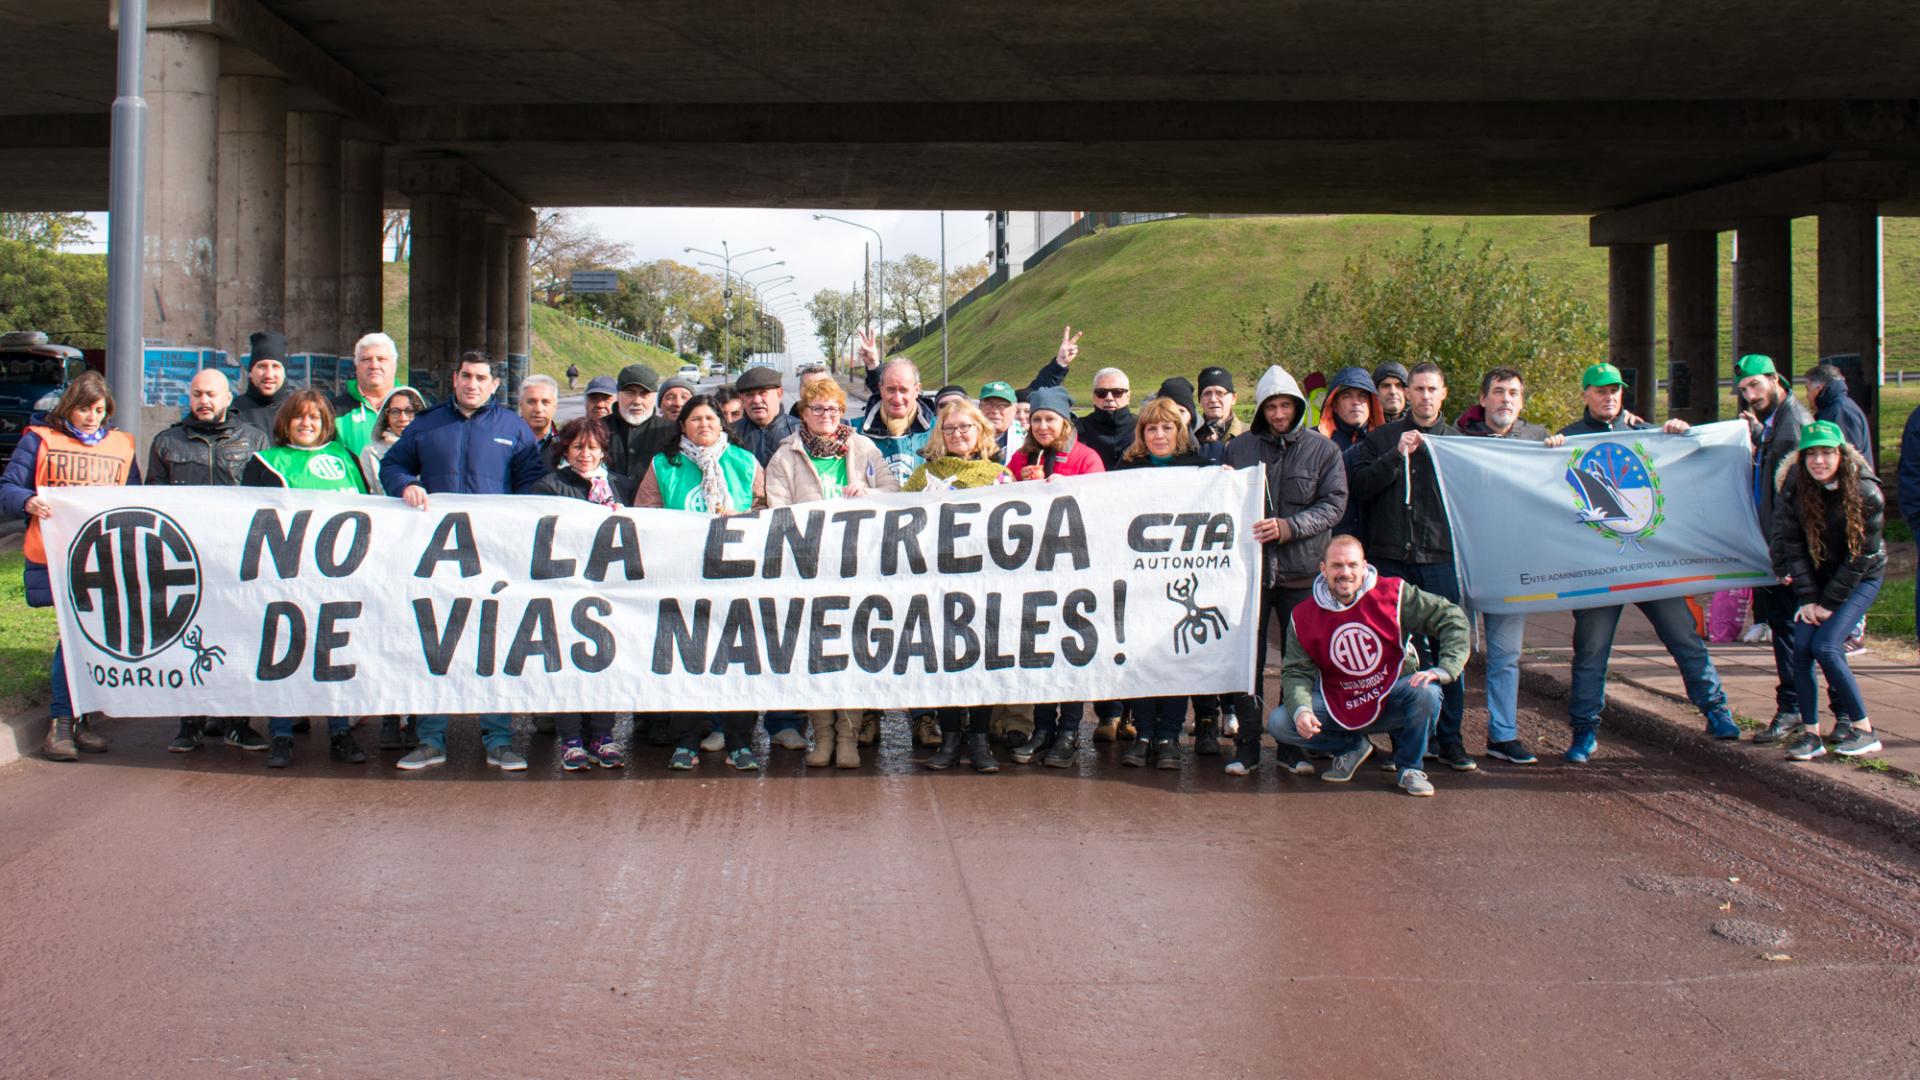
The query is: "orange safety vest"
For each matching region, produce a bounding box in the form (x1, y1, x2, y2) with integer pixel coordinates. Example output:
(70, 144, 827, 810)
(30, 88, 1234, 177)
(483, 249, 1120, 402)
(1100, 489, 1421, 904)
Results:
(22, 424, 136, 564)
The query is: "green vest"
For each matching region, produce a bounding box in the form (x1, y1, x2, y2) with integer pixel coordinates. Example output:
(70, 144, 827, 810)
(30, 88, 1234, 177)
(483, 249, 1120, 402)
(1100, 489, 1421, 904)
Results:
(333, 380, 380, 457)
(651, 444, 757, 512)
(256, 443, 369, 493)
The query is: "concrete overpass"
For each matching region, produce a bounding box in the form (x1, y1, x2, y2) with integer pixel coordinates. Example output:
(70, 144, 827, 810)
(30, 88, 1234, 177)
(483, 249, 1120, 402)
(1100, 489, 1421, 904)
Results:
(4, 0, 1919, 416)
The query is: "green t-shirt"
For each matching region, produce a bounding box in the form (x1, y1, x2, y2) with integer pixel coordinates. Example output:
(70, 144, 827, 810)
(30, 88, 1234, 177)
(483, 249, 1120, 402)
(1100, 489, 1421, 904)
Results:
(255, 443, 369, 493)
(333, 380, 381, 457)
(809, 454, 848, 498)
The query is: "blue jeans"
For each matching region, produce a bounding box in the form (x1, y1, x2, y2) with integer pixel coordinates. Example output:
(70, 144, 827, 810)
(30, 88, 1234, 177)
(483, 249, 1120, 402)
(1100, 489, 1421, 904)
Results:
(414, 713, 513, 751)
(1760, 585, 1800, 712)
(1266, 675, 1438, 773)
(1129, 697, 1189, 742)
(1569, 597, 1728, 733)
(1371, 559, 1464, 747)
(1479, 611, 1526, 744)
(50, 640, 72, 720)
(1792, 578, 1882, 728)
(270, 716, 348, 738)
(763, 710, 804, 734)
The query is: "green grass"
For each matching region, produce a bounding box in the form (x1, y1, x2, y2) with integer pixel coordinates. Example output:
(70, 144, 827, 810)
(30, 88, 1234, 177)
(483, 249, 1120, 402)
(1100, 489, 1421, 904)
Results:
(900, 213, 1920, 408)
(381, 260, 683, 387)
(0, 551, 58, 712)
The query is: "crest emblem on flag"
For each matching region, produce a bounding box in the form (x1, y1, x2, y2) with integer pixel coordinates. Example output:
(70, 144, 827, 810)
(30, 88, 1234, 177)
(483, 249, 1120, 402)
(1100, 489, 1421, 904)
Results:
(1565, 441, 1665, 552)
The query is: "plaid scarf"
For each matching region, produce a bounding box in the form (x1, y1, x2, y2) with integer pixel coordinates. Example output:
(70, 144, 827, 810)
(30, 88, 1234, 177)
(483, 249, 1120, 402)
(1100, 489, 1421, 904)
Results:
(803, 423, 853, 460)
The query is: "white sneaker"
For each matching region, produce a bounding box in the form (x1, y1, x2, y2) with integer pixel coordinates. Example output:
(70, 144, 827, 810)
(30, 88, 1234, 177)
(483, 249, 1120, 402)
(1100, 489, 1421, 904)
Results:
(771, 728, 809, 751)
(1397, 769, 1435, 797)
(699, 730, 726, 753)
(1223, 760, 1251, 776)
(1739, 623, 1771, 644)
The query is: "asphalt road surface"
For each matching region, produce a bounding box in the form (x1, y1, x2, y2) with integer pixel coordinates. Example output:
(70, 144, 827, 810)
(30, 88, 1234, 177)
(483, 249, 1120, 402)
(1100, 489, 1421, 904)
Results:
(1, 688, 1917, 1078)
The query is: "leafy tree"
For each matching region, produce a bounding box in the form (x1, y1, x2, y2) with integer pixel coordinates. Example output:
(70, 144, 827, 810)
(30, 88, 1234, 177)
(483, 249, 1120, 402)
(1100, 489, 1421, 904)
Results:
(0, 213, 95, 250)
(1239, 226, 1603, 432)
(807, 287, 864, 368)
(529, 208, 633, 304)
(0, 239, 107, 345)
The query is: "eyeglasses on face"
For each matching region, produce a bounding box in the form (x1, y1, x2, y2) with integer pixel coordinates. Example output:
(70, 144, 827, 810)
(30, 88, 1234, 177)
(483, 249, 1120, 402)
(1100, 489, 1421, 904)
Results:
(385, 405, 417, 416)
(1092, 387, 1129, 399)
(941, 424, 978, 435)
(805, 405, 844, 416)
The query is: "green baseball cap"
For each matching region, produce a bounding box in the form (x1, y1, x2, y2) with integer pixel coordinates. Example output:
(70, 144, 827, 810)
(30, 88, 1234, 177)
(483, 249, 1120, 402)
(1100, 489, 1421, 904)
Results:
(979, 380, 1016, 403)
(1797, 420, 1846, 452)
(1580, 362, 1625, 389)
(1734, 353, 1779, 381)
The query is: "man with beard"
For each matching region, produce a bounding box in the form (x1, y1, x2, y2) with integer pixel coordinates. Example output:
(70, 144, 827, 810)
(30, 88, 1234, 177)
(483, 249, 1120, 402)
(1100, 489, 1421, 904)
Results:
(1221, 366, 1348, 775)
(1735, 354, 1815, 744)
(1026, 326, 1136, 468)
(1372, 362, 1411, 425)
(1544, 362, 1737, 763)
(603, 363, 677, 477)
(1271, 535, 1459, 797)
(232, 331, 291, 430)
(146, 368, 271, 754)
(1345, 362, 1476, 772)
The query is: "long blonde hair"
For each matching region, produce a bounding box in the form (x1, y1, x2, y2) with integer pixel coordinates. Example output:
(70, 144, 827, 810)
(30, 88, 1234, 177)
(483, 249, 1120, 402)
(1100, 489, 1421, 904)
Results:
(933, 400, 1000, 461)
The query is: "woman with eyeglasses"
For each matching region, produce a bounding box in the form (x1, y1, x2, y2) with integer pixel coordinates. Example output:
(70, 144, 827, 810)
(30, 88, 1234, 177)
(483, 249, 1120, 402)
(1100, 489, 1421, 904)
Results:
(904, 399, 1015, 772)
(765, 376, 900, 768)
(635, 394, 769, 771)
(357, 386, 426, 493)
(1112, 397, 1215, 769)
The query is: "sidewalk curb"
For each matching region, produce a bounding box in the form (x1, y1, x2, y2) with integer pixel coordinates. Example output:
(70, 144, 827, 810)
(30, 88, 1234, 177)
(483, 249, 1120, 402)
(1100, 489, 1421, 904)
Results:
(0, 710, 45, 769)
(1517, 659, 1920, 848)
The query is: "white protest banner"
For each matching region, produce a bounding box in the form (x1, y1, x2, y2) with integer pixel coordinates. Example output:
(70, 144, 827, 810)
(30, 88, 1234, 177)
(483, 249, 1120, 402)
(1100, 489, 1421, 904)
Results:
(1424, 420, 1775, 614)
(41, 468, 1262, 716)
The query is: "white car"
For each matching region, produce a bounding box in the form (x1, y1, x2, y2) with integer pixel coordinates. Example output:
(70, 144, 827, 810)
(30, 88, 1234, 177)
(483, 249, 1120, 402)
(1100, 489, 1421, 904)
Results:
(678, 364, 701, 379)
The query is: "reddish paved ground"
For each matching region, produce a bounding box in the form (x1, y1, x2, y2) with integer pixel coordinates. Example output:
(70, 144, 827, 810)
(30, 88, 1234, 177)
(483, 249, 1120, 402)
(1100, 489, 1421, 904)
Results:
(2, 694, 1918, 1079)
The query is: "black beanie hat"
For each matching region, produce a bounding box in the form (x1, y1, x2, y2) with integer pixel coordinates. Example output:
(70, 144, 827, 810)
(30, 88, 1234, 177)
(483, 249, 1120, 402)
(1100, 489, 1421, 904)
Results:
(1197, 366, 1235, 393)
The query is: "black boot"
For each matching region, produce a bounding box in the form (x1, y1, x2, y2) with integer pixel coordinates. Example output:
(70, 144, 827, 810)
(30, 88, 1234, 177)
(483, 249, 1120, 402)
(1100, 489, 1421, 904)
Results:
(1010, 725, 1054, 765)
(377, 716, 407, 750)
(291, 718, 312, 734)
(266, 736, 294, 768)
(1193, 719, 1223, 756)
(968, 733, 1000, 773)
(330, 730, 369, 764)
(1120, 735, 1151, 767)
(925, 731, 964, 770)
(1043, 728, 1080, 768)
(167, 717, 205, 753)
(1153, 738, 1181, 770)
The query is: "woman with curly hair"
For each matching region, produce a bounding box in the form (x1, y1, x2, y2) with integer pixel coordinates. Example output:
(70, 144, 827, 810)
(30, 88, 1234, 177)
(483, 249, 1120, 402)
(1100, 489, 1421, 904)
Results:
(1771, 420, 1886, 762)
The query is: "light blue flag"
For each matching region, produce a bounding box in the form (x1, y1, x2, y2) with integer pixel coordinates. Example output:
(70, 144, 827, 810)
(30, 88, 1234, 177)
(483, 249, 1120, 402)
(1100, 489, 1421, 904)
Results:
(1424, 420, 1776, 614)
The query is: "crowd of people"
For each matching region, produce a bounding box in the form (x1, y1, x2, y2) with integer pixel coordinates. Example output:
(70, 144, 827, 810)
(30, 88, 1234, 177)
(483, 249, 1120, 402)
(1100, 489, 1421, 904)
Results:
(0, 325, 1895, 795)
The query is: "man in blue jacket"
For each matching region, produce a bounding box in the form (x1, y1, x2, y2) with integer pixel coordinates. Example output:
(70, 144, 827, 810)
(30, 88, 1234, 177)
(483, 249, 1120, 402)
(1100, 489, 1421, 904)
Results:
(381, 350, 548, 772)
(1801, 363, 1874, 470)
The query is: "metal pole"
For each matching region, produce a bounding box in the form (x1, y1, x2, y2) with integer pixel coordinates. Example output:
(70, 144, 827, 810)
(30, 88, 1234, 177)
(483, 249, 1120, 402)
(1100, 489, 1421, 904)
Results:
(939, 210, 949, 385)
(107, 0, 150, 439)
(863, 241, 870, 332)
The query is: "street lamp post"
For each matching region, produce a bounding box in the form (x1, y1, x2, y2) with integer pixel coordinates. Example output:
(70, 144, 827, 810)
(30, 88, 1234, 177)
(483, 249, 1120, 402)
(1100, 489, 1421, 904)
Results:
(813, 214, 885, 356)
(684, 241, 774, 372)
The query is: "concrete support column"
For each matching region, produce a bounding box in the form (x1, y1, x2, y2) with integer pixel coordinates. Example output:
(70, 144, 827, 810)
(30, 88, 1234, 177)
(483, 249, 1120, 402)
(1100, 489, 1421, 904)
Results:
(1665, 230, 1719, 423)
(406, 191, 461, 400)
(1734, 217, 1793, 373)
(284, 111, 342, 360)
(338, 139, 385, 353)
(485, 222, 510, 384)
(1607, 243, 1656, 419)
(507, 228, 532, 397)
(458, 209, 488, 355)
(145, 30, 222, 350)
(1818, 202, 1881, 444)
(214, 75, 287, 355)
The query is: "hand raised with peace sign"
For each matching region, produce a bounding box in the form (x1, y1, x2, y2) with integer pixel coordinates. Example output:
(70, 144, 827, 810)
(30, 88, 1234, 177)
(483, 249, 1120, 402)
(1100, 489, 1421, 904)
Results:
(853, 326, 882, 371)
(1056, 326, 1083, 367)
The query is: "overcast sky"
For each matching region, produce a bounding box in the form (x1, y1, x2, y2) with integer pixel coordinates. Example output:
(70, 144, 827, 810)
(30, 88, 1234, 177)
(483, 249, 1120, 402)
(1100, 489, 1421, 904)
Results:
(77, 208, 994, 365)
(579, 207, 993, 365)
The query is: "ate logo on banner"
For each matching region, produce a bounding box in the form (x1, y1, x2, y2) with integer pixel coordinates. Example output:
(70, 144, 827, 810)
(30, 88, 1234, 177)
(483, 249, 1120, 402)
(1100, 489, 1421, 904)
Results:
(1565, 441, 1666, 553)
(1328, 623, 1385, 676)
(66, 508, 225, 687)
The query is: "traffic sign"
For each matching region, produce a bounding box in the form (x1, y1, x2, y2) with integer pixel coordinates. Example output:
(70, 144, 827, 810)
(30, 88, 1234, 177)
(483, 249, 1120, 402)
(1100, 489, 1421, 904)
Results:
(570, 270, 620, 294)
